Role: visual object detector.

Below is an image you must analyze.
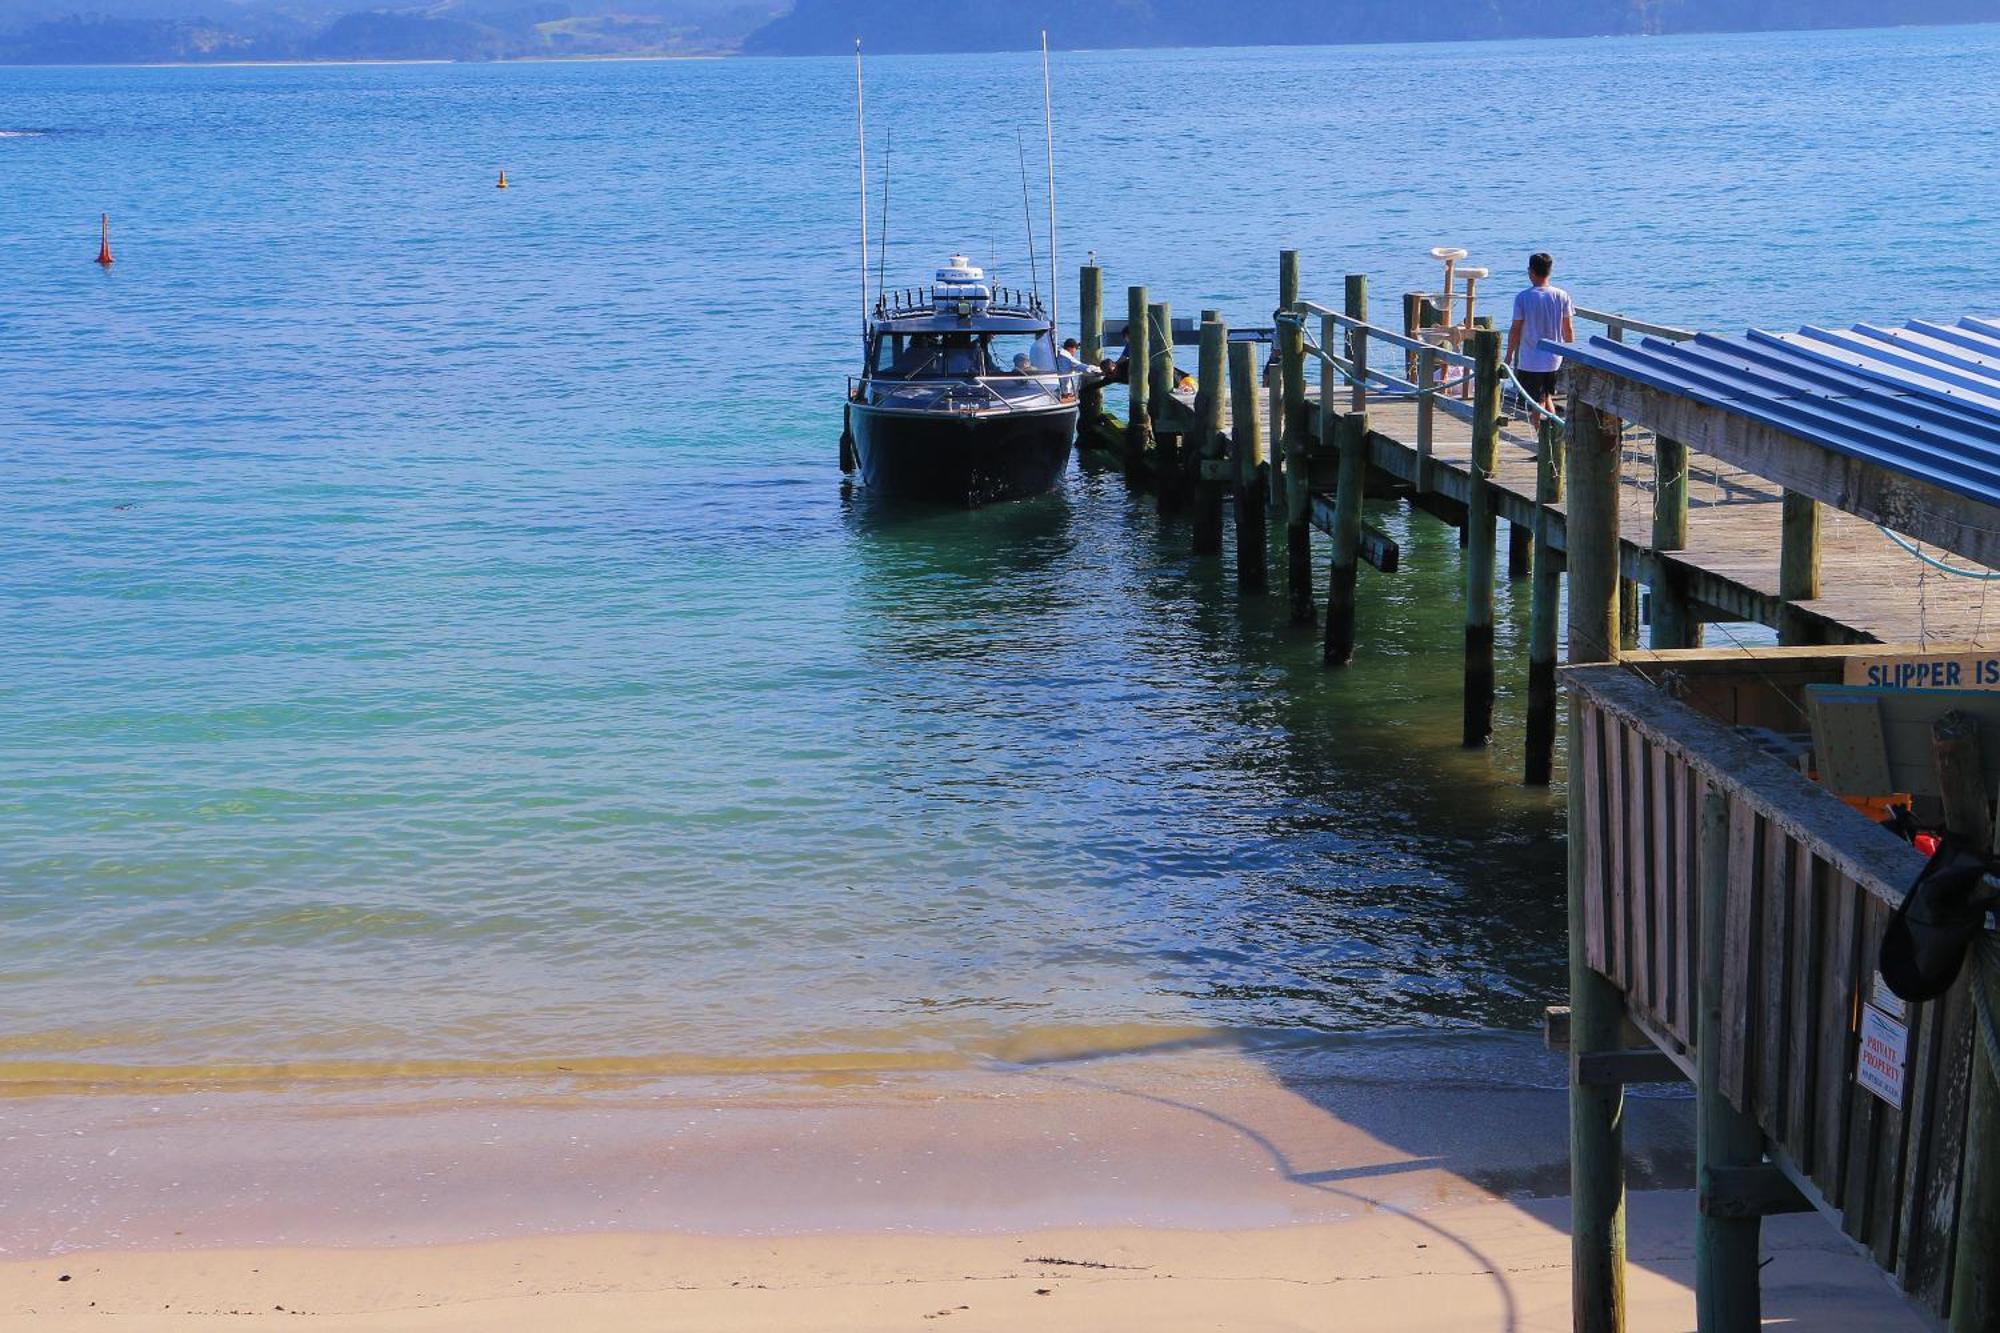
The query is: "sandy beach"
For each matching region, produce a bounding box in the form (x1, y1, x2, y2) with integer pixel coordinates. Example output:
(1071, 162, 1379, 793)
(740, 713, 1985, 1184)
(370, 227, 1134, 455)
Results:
(0, 1039, 1927, 1329)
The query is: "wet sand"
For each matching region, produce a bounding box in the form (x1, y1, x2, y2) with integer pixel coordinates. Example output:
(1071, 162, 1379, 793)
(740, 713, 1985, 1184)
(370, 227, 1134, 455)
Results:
(0, 1038, 1928, 1329)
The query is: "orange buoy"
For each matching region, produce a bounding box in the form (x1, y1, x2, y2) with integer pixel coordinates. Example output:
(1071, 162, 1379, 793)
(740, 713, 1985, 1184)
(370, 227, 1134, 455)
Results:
(496, 170, 509, 189)
(95, 213, 113, 267)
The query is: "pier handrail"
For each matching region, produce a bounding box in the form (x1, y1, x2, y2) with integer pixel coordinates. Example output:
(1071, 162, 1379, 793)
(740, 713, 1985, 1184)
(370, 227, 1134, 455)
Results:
(1574, 306, 1697, 343)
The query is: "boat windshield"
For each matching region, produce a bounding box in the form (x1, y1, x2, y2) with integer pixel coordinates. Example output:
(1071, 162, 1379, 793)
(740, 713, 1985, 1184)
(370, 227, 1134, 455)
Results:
(877, 332, 1056, 380)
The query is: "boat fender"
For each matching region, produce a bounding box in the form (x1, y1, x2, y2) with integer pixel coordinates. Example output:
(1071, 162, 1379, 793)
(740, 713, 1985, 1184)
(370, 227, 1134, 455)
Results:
(839, 404, 857, 473)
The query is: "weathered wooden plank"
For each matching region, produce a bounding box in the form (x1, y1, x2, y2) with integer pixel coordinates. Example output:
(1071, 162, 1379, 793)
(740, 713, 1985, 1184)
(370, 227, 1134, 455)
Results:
(1581, 701, 1608, 975)
(1784, 851, 1824, 1177)
(1626, 727, 1651, 1007)
(1858, 896, 1907, 1268)
(1718, 797, 1760, 1110)
(1678, 762, 1700, 1044)
(1909, 980, 1973, 1314)
(1650, 742, 1674, 1023)
(1813, 870, 1857, 1208)
(1606, 710, 1631, 990)
(1756, 823, 1792, 1130)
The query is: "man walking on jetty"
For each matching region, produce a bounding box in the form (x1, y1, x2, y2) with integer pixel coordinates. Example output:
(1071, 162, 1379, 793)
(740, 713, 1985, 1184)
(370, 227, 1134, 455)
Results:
(1507, 251, 1575, 415)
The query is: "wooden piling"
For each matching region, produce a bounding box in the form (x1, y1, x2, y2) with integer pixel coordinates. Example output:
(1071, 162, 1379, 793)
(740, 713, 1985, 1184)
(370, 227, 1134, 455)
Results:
(1567, 398, 1625, 1333)
(1415, 345, 1436, 494)
(1080, 265, 1104, 421)
(1778, 490, 1821, 646)
(1463, 328, 1500, 749)
(1149, 300, 1177, 511)
(1229, 339, 1268, 595)
(1696, 789, 1765, 1332)
(1266, 356, 1285, 516)
(1193, 317, 1227, 556)
(1508, 523, 1532, 580)
(1650, 434, 1700, 649)
(1280, 251, 1312, 624)
(1525, 415, 1565, 786)
(1345, 275, 1369, 412)
(1126, 285, 1153, 478)
(1324, 409, 1367, 665)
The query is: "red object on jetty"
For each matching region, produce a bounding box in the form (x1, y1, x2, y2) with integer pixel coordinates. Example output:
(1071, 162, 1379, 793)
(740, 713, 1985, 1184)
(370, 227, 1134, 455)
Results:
(95, 213, 113, 267)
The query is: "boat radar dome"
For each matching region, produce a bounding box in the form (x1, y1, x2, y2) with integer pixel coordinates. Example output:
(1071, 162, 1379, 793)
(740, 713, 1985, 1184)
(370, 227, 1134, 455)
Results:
(933, 255, 992, 318)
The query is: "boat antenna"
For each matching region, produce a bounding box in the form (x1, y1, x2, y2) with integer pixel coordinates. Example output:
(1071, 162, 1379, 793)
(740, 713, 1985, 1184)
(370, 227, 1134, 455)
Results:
(1015, 129, 1040, 310)
(854, 38, 870, 337)
(1041, 30, 1060, 337)
(876, 128, 891, 305)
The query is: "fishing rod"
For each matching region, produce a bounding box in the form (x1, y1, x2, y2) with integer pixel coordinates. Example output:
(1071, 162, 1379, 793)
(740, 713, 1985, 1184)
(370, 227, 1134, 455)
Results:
(876, 128, 891, 307)
(1015, 129, 1040, 310)
(854, 38, 869, 337)
(1041, 30, 1060, 337)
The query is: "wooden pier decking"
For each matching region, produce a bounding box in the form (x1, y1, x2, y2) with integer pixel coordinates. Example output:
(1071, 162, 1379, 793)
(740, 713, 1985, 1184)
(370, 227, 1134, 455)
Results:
(1324, 395, 2000, 648)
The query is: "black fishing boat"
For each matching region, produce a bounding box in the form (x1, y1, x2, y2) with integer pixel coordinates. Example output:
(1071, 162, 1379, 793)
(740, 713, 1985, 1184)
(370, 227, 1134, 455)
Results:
(843, 256, 1078, 505)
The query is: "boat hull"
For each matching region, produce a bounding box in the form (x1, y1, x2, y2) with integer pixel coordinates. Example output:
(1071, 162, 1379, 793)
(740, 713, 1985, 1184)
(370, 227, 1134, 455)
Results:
(850, 402, 1076, 505)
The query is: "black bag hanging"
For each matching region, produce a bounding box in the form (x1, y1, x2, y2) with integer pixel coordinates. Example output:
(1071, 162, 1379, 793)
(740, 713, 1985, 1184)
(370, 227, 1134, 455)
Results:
(1881, 836, 2000, 1003)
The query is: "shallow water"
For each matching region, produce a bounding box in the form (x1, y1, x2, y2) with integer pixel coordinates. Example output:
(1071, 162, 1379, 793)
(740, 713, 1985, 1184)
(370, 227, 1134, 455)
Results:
(1, 26, 1996, 1087)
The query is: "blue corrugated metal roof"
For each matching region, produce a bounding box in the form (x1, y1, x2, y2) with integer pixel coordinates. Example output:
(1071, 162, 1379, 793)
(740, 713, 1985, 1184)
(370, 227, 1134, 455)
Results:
(1547, 317, 2000, 510)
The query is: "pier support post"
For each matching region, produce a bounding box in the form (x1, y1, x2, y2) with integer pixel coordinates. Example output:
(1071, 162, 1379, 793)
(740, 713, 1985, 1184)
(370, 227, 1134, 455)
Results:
(1280, 251, 1312, 624)
(1696, 790, 1766, 1332)
(1463, 328, 1500, 749)
(1149, 300, 1177, 512)
(1193, 317, 1227, 556)
(1650, 435, 1700, 650)
(1229, 340, 1268, 595)
(1080, 265, 1104, 422)
(1509, 523, 1532, 580)
(1325, 409, 1367, 665)
(1126, 285, 1153, 479)
(1345, 275, 1369, 412)
(1525, 415, 1565, 786)
(1778, 491, 1821, 646)
(1567, 398, 1626, 1333)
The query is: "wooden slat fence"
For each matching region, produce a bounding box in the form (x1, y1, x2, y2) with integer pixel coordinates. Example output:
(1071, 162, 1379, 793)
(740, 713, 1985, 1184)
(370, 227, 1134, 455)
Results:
(1569, 663, 1975, 1319)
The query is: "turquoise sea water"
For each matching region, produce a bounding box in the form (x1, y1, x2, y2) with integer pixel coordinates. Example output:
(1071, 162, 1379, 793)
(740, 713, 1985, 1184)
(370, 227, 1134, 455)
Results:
(3, 25, 1998, 1087)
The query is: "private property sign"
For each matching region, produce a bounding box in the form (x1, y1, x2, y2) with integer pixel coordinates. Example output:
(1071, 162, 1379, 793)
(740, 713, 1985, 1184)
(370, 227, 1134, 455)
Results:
(1844, 653, 2000, 690)
(1857, 1003, 1909, 1109)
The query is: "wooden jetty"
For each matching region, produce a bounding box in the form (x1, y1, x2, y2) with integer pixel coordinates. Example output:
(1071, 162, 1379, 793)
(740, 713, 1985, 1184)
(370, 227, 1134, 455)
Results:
(1071, 254, 2000, 1330)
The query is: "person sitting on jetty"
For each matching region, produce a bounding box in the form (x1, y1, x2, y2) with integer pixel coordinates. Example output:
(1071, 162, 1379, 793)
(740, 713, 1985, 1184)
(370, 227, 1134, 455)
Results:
(1506, 251, 1575, 414)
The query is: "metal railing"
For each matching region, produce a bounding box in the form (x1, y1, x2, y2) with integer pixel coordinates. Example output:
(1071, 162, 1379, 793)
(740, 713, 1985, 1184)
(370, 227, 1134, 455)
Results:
(849, 372, 1078, 414)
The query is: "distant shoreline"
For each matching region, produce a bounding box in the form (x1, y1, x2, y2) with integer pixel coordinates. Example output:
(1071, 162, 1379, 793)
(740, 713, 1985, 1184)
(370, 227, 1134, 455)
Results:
(0, 53, 729, 69)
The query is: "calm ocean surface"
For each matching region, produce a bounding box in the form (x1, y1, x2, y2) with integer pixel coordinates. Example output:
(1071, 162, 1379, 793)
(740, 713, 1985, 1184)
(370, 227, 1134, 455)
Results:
(3, 25, 1996, 1089)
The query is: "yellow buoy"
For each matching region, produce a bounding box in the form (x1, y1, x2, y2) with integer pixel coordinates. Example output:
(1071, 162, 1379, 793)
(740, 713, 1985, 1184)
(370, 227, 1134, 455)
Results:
(496, 170, 509, 189)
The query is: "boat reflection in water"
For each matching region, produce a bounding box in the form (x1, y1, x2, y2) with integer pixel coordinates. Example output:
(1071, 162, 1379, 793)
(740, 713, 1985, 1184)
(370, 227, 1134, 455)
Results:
(844, 257, 1079, 507)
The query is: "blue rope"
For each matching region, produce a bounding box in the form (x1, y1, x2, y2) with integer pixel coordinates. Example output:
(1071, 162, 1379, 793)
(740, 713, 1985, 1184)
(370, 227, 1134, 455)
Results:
(1878, 525, 2000, 581)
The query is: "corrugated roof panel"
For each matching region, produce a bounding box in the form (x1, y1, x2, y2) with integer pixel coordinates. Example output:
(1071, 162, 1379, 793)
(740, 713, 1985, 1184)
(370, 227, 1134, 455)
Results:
(1547, 315, 2000, 511)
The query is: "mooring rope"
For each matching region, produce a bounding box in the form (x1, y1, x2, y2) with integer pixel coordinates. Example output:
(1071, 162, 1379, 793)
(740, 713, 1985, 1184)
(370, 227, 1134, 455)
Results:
(1878, 525, 2000, 581)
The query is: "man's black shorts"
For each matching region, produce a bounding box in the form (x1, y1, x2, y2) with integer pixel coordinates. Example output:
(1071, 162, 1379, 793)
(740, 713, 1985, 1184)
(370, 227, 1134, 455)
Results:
(1515, 368, 1559, 402)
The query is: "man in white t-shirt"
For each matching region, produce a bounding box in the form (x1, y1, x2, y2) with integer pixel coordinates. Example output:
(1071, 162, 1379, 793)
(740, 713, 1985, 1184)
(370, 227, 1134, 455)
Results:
(1506, 251, 1575, 413)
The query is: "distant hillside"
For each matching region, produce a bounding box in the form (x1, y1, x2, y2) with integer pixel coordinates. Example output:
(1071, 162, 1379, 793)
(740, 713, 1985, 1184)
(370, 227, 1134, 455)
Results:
(1, 0, 1993, 62)
(0, 0, 782, 61)
(744, 0, 2000, 54)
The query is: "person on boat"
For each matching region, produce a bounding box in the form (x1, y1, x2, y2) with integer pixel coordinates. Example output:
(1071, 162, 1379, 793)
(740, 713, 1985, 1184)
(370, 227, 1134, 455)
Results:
(1507, 251, 1575, 414)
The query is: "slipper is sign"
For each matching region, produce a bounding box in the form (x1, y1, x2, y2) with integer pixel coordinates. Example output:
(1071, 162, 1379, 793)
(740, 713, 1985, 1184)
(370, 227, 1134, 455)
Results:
(1845, 652, 2000, 690)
